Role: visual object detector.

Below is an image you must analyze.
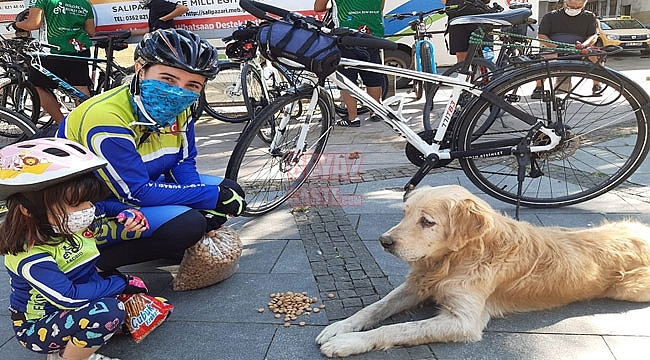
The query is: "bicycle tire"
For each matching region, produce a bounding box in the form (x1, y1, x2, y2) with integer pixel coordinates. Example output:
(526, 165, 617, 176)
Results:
(13, 82, 44, 127)
(456, 61, 650, 208)
(419, 41, 436, 131)
(0, 105, 37, 147)
(242, 63, 268, 118)
(202, 61, 250, 123)
(225, 87, 334, 215)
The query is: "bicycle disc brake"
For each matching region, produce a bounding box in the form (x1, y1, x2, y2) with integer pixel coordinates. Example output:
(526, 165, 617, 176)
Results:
(404, 130, 453, 167)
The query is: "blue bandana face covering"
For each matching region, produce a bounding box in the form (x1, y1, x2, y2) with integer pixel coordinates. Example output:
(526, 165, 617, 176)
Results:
(136, 79, 200, 128)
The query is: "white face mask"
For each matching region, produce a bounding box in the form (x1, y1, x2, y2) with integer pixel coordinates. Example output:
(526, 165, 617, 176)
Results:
(53, 205, 96, 234)
(564, 8, 583, 16)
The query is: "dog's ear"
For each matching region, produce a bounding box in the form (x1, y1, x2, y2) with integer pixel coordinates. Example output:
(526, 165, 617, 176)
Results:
(447, 198, 493, 251)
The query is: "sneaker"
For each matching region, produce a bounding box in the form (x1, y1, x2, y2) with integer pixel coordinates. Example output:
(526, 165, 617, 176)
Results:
(336, 118, 360, 127)
(530, 87, 544, 99)
(369, 114, 381, 122)
(592, 84, 602, 97)
(47, 351, 120, 360)
(87, 353, 121, 360)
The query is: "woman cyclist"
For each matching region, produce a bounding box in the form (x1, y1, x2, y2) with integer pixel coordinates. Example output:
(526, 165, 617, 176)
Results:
(56, 28, 246, 272)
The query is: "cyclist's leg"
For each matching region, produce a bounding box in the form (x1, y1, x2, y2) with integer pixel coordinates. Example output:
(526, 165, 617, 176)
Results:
(360, 49, 384, 122)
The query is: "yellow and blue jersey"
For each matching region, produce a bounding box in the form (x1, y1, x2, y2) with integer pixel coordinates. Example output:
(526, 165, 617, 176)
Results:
(4, 232, 126, 320)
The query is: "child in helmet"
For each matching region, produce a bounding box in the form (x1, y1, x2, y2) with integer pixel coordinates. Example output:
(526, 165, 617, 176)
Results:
(0, 138, 150, 360)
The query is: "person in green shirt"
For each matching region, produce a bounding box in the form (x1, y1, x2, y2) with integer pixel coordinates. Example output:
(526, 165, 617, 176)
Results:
(314, 0, 385, 127)
(16, 0, 96, 124)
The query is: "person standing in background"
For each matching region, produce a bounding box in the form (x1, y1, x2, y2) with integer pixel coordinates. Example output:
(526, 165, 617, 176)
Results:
(140, 0, 189, 32)
(442, 0, 491, 63)
(314, 0, 385, 127)
(531, 0, 601, 98)
(15, 0, 95, 124)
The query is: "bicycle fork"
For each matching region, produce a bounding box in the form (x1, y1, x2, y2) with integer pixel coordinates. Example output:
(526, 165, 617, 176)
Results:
(269, 87, 322, 166)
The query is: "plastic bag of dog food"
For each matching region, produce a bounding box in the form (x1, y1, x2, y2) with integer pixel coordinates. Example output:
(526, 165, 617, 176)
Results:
(118, 293, 174, 343)
(172, 226, 243, 291)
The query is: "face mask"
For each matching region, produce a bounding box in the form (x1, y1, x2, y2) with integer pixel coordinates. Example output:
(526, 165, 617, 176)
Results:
(564, 8, 583, 16)
(136, 79, 200, 128)
(53, 205, 96, 234)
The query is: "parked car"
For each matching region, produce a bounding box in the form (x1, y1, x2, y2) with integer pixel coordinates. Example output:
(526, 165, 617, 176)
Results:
(596, 16, 650, 55)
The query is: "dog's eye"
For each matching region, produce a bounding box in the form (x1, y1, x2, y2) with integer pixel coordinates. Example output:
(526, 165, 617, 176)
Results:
(420, 217, 436, 228)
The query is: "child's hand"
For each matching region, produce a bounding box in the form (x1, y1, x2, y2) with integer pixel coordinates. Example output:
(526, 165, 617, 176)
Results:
(122, 275, 149, 294)
(116, 209, 149, 232)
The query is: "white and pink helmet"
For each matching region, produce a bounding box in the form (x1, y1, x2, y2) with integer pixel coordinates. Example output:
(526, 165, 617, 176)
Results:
(0, 138, 107, 200)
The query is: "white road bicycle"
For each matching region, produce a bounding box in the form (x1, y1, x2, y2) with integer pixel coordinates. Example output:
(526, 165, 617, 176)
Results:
(227, 0, 650, 216)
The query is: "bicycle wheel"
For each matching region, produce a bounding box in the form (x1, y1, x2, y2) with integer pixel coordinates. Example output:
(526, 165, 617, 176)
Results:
(202, 61, 249, 123)
(0, 105, 37, 147)
(240, 63, 274, 142)
(419, 41, 436, 130)
(456, 61, 650, 207)
(13, 82, 44, 127)
(225, 86, 334, 215)
(242, 63, 268, 118)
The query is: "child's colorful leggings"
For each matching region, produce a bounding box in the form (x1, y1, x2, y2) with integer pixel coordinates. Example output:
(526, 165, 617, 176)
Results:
(13, 297, 125, 354)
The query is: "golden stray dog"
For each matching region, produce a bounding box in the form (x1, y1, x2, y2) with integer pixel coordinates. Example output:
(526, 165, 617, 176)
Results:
(316, 185, 650, 357)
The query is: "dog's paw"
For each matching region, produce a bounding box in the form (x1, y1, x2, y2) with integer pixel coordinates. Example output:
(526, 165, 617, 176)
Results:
(316, 320, 358, 345)
(319, 332, 373, 358)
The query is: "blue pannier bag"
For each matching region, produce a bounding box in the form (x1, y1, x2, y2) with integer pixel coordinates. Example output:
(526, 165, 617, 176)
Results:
(257, 20, 341, 80)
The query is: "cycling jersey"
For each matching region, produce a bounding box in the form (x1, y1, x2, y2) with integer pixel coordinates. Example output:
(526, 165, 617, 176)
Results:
(4, 231, 126, 320)
(330, 0, 384, 37)
(32, 0, 94, 54)
(58, 85, 220, 213)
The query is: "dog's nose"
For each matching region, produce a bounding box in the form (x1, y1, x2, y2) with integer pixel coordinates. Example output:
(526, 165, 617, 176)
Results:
(379, 235, 394, 250)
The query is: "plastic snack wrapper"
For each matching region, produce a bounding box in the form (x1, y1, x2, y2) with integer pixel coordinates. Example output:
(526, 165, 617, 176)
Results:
(118, 293, 174, 343)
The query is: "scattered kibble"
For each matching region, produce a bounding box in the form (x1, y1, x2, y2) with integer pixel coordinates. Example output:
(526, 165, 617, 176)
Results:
(327, 293, 335, 299)
(261, 291, 323, 327)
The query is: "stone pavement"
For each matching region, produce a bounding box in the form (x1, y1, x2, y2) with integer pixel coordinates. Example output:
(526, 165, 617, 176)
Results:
(2, 53, 650, 360)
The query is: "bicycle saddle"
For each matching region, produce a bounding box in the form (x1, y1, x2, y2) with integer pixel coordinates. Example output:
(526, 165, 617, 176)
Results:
(92, 30, 132, 51)
(449, 8, 532, 27)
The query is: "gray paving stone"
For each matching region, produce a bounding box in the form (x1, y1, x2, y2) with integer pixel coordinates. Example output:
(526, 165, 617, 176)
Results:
(433, 332, 615, 360)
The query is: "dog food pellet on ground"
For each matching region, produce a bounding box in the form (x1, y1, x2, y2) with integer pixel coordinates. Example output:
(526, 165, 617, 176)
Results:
(261, 291, 322, 326)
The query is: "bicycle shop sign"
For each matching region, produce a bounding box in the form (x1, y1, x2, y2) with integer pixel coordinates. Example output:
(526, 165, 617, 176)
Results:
(0, 0, 319, 38)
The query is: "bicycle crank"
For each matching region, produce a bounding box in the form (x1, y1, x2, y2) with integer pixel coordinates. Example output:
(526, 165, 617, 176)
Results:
(404, 130, 453, 167)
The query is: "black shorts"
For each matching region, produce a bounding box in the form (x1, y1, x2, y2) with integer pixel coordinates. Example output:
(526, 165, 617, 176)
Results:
(339, 48, 384, 87)
(447, 24, 480, 55)
(29, 49, 92, 89)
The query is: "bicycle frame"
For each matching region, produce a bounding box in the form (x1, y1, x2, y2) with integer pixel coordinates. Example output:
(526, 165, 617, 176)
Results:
(330, 57, 560, 161)
(28, 50, 129, 104)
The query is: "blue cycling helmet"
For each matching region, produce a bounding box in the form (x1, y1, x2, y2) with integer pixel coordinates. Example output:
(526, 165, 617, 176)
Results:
(134, 29, 219, 79)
